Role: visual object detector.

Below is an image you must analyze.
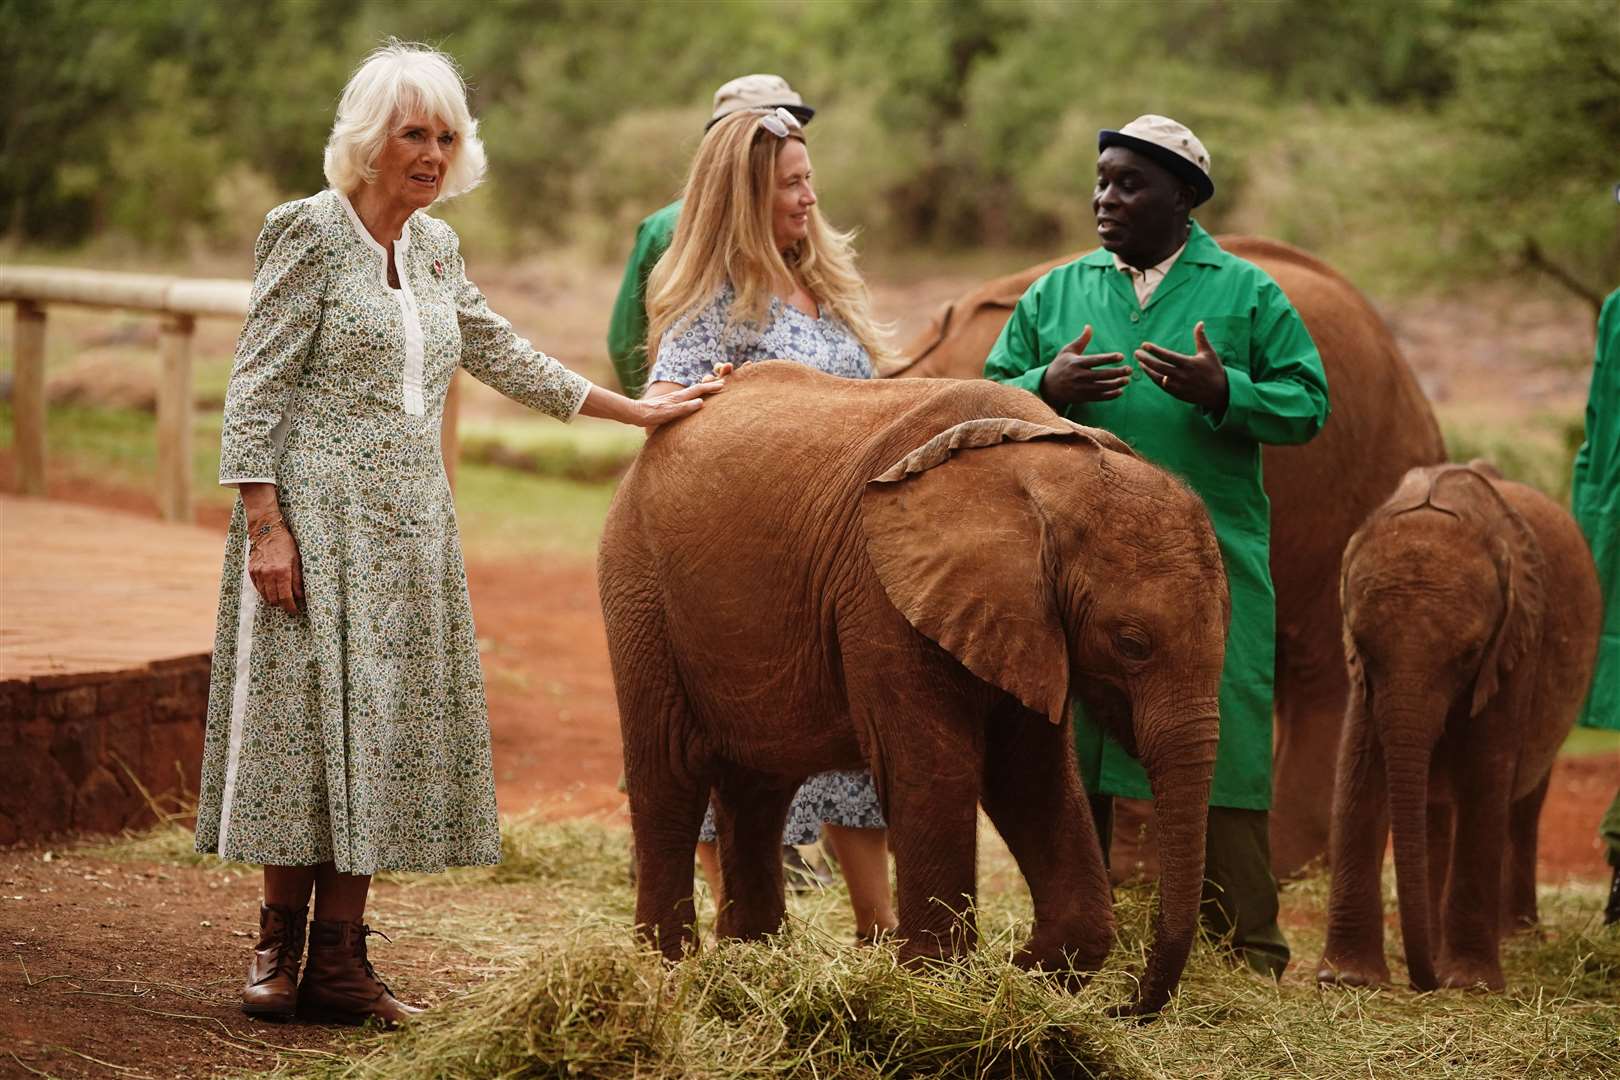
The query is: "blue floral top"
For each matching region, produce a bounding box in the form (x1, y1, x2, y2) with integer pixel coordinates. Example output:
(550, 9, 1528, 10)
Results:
(650, 281, 873, 385)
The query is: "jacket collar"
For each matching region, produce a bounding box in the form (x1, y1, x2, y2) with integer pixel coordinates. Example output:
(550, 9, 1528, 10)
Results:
(1079, 219, 1221, 311)
(1079, 219, 1221, 269)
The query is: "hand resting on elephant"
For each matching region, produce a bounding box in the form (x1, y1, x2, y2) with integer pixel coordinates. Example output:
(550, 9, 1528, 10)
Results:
(1317, 461, 1601, 993)
(601, 360, 1232, 1015)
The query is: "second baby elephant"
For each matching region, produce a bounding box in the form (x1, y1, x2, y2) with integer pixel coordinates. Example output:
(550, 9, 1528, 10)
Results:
(600, 361, 1231, 1015)
(1317, 463, 1601, 992)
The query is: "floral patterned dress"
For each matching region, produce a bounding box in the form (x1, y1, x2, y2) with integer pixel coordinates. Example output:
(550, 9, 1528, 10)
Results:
(652, 282, 888, 845)
(194, 190, 591, 874)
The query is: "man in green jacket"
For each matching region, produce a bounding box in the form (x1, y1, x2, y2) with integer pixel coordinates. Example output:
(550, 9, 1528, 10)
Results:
(605, 74, 815, 397)
(984, 115, 1330, 976)
(1571, 286, 1620, 923)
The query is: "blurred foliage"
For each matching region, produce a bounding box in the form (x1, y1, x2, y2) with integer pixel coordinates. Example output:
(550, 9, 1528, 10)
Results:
(2, 0, 1617, 293)
(1441, 411, 1586, 505)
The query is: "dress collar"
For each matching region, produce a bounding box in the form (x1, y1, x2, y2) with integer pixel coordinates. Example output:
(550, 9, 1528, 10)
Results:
(333, 188, 413, 256)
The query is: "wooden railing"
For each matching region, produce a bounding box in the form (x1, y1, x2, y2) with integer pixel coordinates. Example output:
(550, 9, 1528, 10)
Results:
(1, 266, 461, 522)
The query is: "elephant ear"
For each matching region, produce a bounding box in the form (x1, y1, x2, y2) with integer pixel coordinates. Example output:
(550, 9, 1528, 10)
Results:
(1054, 418, 1136, 457)
(1469, 495, 1546, 717)
(862, 417, 1100, 724)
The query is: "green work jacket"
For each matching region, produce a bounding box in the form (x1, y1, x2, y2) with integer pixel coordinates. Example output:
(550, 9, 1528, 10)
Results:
(984, 221, 1330, 809)
(1574, 288, 1620, 731)
(606, 200, 682, 399)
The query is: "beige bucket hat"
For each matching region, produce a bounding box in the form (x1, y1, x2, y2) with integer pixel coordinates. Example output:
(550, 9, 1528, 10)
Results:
(1098, 114, 1214, 206)
(708, 73, 815, 129)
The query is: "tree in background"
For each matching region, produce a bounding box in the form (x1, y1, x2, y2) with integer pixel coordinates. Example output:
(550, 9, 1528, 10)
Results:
(2, 0, 1615, 294)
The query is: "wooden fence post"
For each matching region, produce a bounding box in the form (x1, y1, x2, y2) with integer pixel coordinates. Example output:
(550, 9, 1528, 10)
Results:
(156, 313, 195, 522)
(442, 368, 462, 492)
(12, 301, 47, 496)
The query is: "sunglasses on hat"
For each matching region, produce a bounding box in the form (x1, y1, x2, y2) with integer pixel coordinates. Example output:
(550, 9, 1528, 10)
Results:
(757, 107, 804, 139)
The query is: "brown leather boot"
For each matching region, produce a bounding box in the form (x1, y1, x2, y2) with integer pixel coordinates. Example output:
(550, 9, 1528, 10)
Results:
(241, 903, 307, 1020)
(297, 919, 421, 1027)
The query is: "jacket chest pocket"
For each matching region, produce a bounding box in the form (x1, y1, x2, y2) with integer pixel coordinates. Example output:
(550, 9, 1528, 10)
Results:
(1199, 314, 1252, 373)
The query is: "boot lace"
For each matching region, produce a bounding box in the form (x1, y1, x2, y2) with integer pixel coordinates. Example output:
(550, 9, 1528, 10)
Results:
(274, 922, 306, 977)
(263, 908, 306, 980)
(355, 925, 395, 994)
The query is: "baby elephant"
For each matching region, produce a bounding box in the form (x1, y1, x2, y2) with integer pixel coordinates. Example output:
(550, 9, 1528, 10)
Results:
(1317, 462, 1600, 992)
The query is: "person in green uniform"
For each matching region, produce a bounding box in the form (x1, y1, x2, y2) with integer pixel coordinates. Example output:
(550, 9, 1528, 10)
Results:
(984, 114, 1330, 977)
(606, 73, 815, 397)
(1571, 285, 1620, 925)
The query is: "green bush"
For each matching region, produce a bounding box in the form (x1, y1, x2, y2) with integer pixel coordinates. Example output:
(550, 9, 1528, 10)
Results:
(1441, 412, 1584, 504)
(8, 0, 1616, 294)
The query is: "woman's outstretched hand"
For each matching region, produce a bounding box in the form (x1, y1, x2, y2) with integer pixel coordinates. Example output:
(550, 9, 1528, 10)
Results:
(636, 380, 725, 428)
(580, 376, 726, 430)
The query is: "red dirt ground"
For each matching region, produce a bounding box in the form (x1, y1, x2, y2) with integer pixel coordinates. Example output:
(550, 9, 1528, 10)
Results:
(2, 458, 1617, 1078)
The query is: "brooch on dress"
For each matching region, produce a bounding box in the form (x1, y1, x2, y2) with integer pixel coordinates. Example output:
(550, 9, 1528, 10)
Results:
(432, 259, 445, 279)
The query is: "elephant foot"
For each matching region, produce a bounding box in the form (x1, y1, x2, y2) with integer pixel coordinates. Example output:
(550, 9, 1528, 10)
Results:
(1315, 953, 1390, 989)
(1012, 942, 1104, 993)
(1500, 910, 1539, 937)
(1436, 956, 1505, 992)
(895, 931, 967, 971)
(1014, 952, 1091, 993)
(1013, 925, 1112, 989)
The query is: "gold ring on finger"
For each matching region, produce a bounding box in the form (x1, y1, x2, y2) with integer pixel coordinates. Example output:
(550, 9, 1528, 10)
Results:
(1161, 373, 1169, 388)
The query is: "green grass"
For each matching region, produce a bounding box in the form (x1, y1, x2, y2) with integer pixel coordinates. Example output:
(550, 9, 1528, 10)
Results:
(83, 815, 1617, 1080)
(459, 414, 645, 485)
(0, 402, 621, 558)
(1439, 409, 1584, 505)
(1562, 727, 1620, 758)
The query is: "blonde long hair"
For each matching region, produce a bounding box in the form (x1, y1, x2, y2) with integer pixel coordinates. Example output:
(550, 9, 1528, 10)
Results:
(645, 109, 894, 370)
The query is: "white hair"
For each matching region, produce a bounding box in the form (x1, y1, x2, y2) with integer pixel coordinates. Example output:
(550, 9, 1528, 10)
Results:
(323, 40, 487, 201)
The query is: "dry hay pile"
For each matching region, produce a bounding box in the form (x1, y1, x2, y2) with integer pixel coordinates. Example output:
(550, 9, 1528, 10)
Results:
(96, 818, 1619, 1079)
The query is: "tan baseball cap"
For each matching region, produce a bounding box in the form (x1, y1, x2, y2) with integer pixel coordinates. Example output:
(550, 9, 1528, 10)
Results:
(1098, 114, 1214, 206)
(708, 73, 815, 129)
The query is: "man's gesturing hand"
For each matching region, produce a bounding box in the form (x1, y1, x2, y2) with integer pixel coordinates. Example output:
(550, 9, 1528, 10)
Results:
(1039, 325, 1130, 406)
(1136, 321, 1230, 412)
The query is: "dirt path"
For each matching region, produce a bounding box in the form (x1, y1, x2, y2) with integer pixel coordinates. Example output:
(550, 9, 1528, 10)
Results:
(0, 846, 540, 1079)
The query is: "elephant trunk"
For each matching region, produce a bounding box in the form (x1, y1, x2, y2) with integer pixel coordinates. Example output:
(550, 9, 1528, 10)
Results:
(1133, 711, 1219, 1015)
(1383, 712, 1440, 991)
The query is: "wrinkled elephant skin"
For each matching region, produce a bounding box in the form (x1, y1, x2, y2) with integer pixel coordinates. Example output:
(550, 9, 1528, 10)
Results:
(600, 362, 1230, 1014)
(1317, 463, 1600, 992)
(890, 236, 1448, 877)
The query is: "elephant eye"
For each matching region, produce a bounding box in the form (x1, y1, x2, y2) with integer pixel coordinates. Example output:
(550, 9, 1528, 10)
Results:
(1115, 628, 1153, 662)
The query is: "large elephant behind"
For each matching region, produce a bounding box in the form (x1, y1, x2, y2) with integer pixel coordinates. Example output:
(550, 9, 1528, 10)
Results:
(601, 362, 1231, 1015)
(889, 237, 1447, 876)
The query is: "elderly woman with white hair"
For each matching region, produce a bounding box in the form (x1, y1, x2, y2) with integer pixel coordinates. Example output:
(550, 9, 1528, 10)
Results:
(193, 41, 720, 1026)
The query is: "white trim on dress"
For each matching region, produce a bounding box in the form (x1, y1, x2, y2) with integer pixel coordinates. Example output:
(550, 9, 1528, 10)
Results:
(334, 189, 428, 417)
(215, 559, 259, 856)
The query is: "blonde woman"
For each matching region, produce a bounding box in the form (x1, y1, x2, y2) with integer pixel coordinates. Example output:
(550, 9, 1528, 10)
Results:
(644, 106, 898, 943)
(195, 42, 719, 1026)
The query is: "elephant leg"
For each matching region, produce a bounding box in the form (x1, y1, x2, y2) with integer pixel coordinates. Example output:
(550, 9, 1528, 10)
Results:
(1501, 773, 1548, 933)
(1317, 708, 1392, 987)
(845, 656, 984, 965)
(1436, 755, 1514, 991)
(625, 754, 711, 961)
(980, 704, 1114, 979)
(611, 608, 711, 960)
(711, 769, 798, 942)
(1426, 798, 1453, 958)
(888, 771, 981, 965)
